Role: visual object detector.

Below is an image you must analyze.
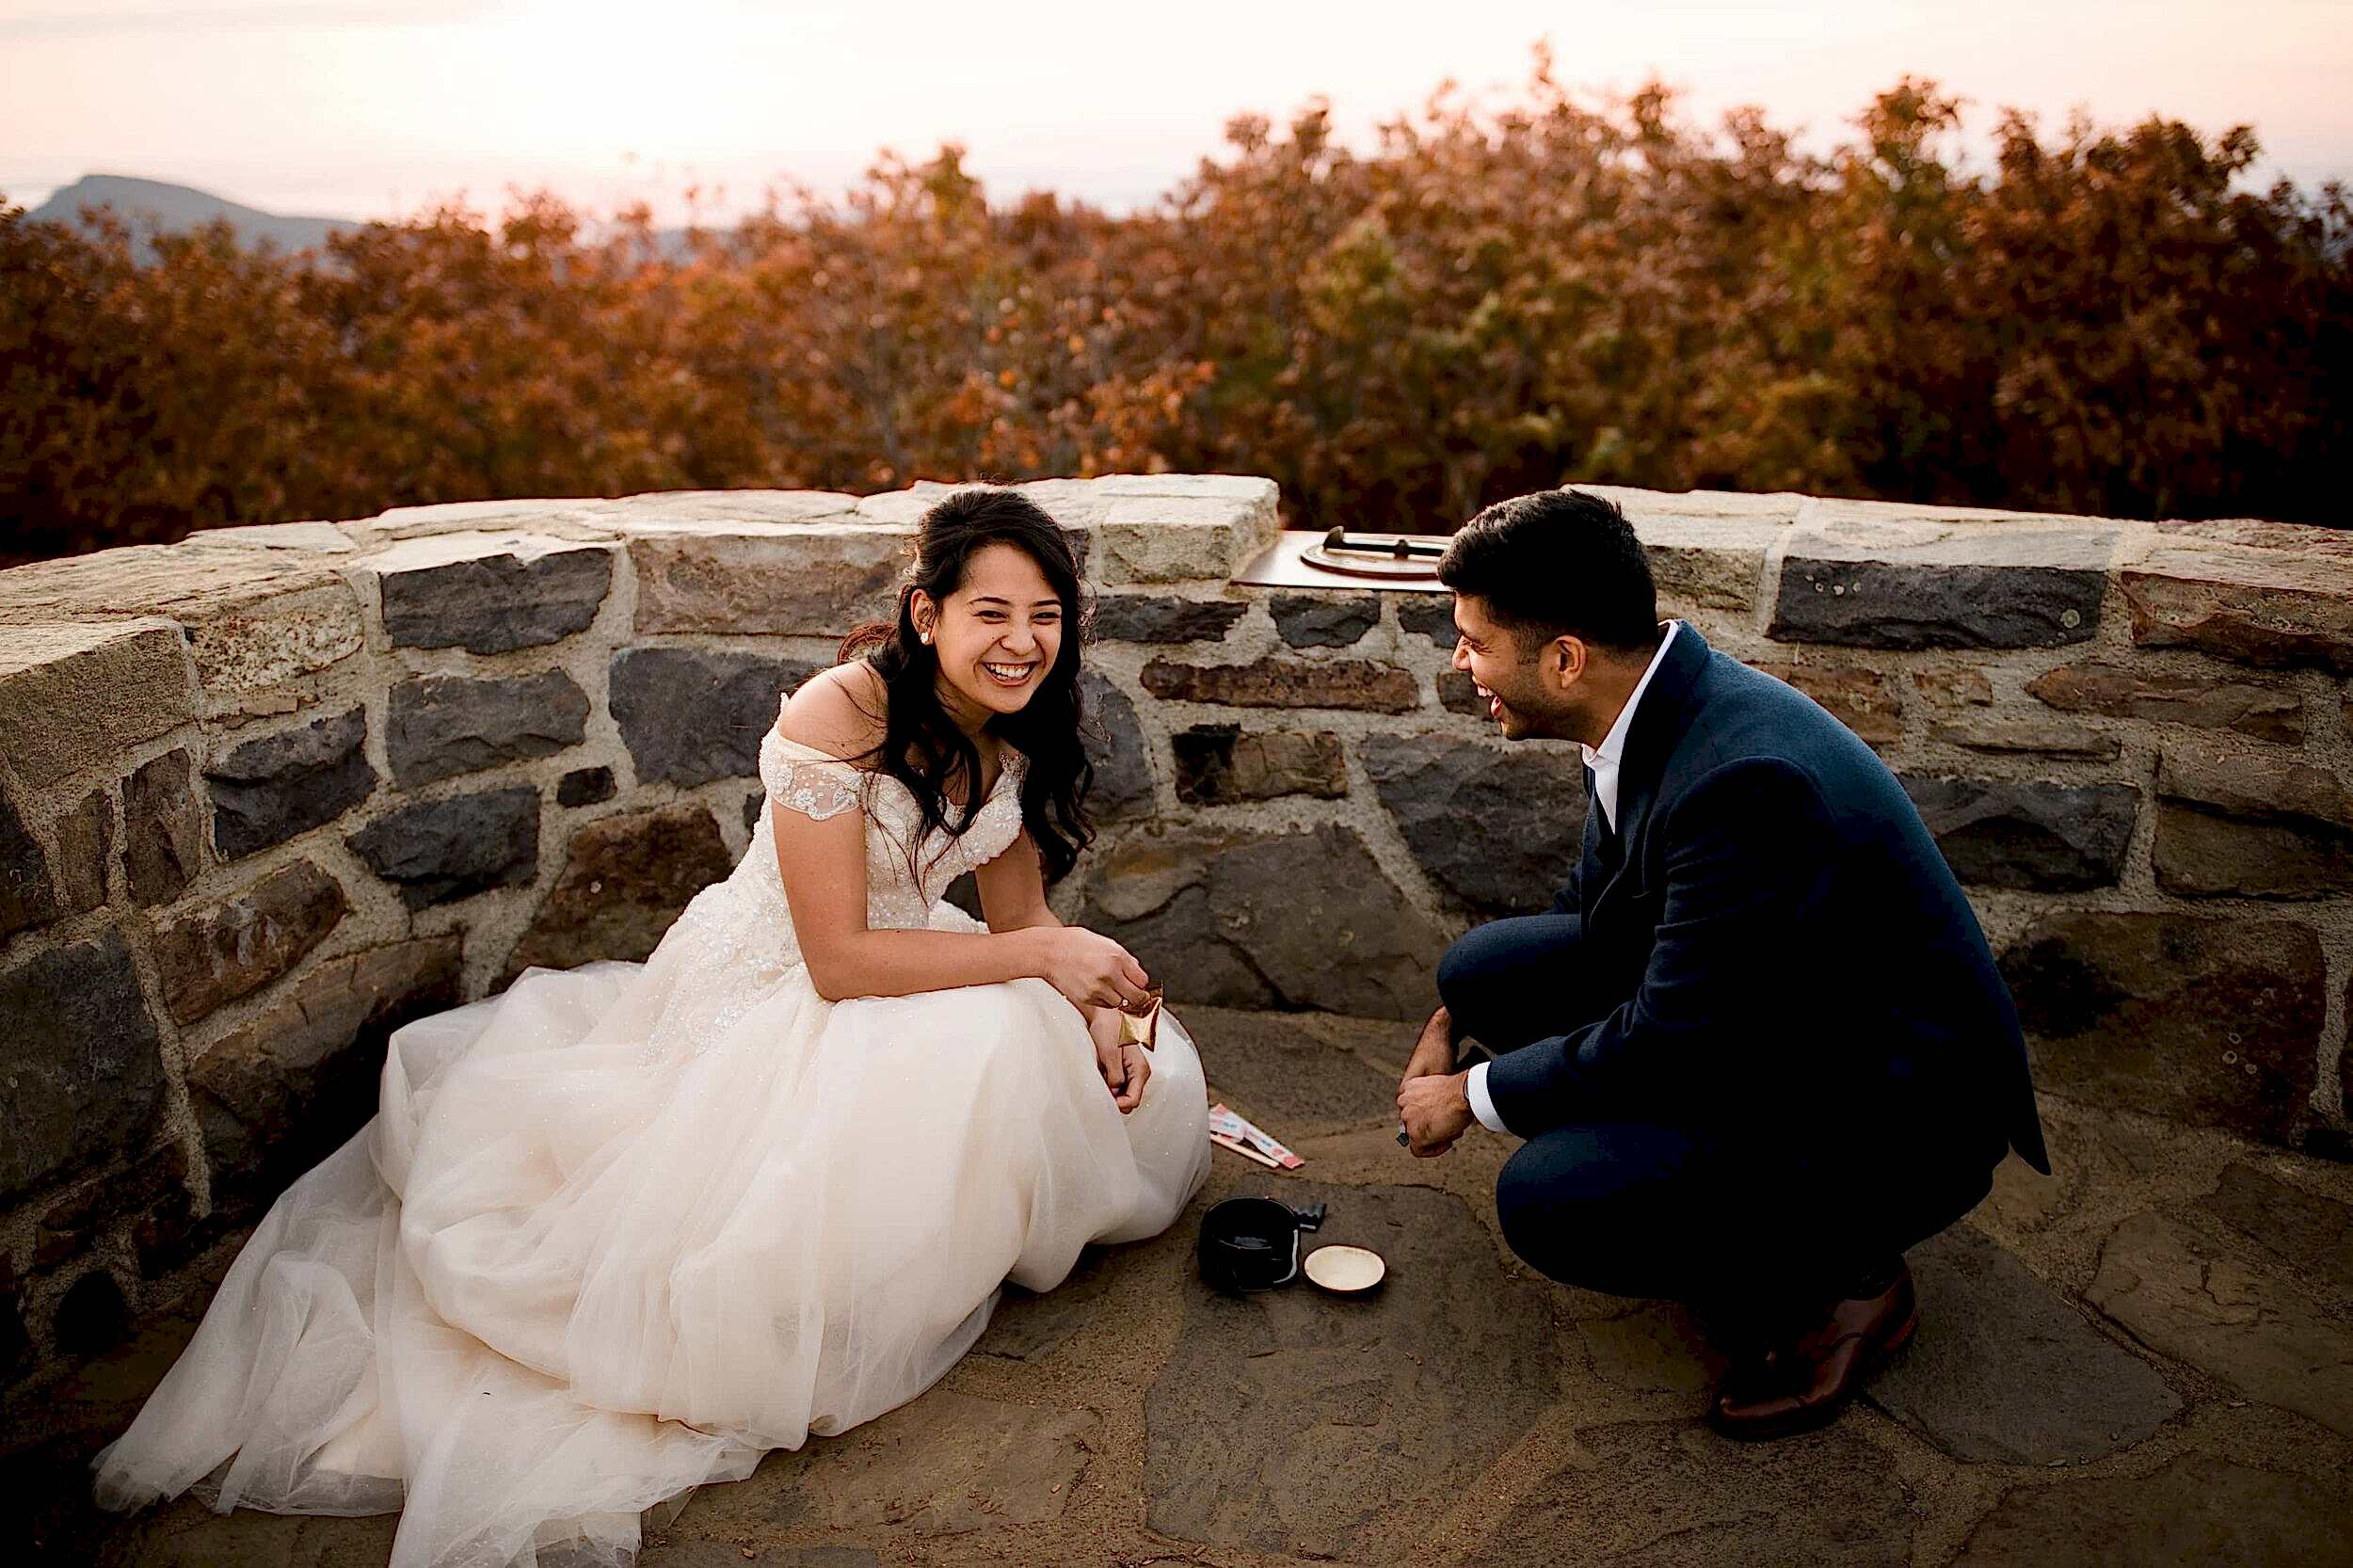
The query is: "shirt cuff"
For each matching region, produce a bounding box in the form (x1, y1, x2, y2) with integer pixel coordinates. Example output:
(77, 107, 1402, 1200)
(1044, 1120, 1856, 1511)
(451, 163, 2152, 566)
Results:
(1465, 1061, 1510, 1135)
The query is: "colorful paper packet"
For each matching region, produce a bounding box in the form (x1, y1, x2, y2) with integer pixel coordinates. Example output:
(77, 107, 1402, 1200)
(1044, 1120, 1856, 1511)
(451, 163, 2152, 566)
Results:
(1209, 1133, 1283, 1168)
(1207, 1103, 1305, 1169)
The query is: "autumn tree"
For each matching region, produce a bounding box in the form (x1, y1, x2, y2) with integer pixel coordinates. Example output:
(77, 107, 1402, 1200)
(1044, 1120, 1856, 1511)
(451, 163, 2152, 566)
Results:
(4, 63, 2347, 566)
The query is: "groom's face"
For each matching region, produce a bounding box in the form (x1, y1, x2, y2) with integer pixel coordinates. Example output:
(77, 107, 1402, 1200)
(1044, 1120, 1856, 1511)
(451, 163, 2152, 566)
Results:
(1449, 595, 1569, 742)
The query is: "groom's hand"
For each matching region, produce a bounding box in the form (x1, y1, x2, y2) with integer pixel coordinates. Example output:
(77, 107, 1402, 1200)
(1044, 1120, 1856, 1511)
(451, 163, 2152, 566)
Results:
(1398, 1070, 1474, 1159)
(1401, 1004, 1457, 1084)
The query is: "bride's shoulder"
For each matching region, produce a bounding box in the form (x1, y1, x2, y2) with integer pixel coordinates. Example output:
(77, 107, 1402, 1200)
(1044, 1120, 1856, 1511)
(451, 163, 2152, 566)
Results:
(776, 662, 888, 767)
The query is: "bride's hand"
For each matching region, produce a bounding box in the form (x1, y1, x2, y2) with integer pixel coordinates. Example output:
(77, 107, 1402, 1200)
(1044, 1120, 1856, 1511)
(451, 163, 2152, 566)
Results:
(1088, 1007, 1151, 1113)
(1033, 927, 1153, 1012)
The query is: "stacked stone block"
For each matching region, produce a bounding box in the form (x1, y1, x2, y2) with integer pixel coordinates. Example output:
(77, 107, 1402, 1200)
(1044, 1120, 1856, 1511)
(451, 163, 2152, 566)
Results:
(1, 473, 2347, 1398)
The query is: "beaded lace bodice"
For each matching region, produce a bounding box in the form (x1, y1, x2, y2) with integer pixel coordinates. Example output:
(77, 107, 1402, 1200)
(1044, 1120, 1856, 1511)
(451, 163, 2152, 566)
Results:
(731, 723, 1029, 942)
(619, 723, 1026, 1060)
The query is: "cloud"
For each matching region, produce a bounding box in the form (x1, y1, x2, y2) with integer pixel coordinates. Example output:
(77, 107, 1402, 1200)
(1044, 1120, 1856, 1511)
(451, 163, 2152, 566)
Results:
(0, 1, 501, 37)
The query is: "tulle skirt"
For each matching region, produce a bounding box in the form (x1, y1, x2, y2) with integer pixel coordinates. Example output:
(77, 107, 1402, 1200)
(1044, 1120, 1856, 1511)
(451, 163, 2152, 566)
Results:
(91, 889, 1211, 1568)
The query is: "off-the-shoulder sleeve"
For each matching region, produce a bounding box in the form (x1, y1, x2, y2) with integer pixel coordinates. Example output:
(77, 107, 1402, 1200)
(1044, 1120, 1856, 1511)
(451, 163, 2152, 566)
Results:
(759, 730, 868, 823)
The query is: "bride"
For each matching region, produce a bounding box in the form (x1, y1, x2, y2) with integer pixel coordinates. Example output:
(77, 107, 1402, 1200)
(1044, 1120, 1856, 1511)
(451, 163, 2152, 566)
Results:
(92, 488, 1213, 1568)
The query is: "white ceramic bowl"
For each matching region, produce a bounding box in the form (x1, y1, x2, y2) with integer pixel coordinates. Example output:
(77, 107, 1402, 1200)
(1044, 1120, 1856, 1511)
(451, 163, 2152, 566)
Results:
(1303, 1243, 1386, 1296)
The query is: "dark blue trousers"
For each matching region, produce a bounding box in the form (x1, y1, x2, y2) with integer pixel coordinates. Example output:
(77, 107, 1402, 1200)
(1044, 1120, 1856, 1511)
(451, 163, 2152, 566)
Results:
(1437, 919, 1998, 1310)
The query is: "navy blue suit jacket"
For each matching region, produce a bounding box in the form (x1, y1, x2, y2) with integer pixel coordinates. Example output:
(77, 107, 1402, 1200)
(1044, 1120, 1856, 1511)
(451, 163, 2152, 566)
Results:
(1481, 625, 2051, 1176)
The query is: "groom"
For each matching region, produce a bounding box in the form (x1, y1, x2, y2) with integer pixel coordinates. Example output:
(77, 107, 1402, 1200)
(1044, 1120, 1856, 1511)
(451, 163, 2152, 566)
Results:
(1395, 489, 2049, 1439)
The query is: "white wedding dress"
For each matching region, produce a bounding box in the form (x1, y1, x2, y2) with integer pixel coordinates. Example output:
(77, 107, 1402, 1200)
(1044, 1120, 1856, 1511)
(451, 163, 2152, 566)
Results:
(93, 713, 1212, 1568)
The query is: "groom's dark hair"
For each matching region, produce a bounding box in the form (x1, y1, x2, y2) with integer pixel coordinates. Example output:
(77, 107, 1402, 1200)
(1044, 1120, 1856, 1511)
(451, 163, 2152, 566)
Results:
(1438, 489, 1657, 655)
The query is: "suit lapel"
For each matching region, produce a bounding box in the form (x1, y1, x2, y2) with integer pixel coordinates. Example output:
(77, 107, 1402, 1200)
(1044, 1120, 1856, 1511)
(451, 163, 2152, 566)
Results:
(1592, 624, 1712, 896)
(1578, 761, 1617, 923)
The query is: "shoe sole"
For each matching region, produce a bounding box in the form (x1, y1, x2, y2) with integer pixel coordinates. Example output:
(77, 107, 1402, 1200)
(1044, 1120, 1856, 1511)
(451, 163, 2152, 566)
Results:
(1707, 1302, 1921, 1443)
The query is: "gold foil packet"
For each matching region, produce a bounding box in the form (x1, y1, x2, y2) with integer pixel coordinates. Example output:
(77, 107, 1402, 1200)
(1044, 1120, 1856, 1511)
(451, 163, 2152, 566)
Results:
(1117, 985, 1164, 1051)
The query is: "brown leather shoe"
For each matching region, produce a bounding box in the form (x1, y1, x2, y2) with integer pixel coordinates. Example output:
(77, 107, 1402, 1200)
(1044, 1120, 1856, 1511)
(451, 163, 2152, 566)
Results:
(1707, 1264, 1918, 1441)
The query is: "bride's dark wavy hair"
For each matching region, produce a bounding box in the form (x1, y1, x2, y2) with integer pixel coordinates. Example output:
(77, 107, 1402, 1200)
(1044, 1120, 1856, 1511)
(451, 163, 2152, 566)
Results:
(836, 488, 1096, 883)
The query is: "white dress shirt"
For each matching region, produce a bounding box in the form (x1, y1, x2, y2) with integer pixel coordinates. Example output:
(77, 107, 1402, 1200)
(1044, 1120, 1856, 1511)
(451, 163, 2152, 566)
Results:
(1465, 622, 1681, 1136)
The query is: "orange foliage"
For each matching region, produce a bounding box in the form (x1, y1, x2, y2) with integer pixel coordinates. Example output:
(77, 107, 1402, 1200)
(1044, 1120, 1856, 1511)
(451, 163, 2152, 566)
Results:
(4, 69, 2347, 565)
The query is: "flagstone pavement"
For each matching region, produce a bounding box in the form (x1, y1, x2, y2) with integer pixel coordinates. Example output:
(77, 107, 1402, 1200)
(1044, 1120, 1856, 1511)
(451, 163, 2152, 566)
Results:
(11, 1007, 2351, 1567)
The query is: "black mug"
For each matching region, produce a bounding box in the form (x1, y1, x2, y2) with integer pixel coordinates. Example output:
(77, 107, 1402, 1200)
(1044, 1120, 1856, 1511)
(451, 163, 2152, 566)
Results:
(1198, 1196, 1325, 1292)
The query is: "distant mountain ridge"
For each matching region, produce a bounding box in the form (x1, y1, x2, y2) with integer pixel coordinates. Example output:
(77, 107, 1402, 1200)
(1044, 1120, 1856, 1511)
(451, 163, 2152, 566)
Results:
(18, 173, 701, 259)
(22, 174, 356, 253)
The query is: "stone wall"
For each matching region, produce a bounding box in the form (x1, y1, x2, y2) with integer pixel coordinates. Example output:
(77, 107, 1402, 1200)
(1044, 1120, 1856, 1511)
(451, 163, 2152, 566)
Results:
(2, 476, 2348, 1388)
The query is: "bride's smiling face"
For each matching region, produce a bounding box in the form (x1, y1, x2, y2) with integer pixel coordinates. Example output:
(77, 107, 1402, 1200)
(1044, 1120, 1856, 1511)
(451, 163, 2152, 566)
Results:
(911, 542, 1066, 729)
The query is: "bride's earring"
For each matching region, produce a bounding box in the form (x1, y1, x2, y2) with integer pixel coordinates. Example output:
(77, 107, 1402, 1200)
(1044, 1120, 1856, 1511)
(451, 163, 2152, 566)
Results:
(919, 630, 933, 646)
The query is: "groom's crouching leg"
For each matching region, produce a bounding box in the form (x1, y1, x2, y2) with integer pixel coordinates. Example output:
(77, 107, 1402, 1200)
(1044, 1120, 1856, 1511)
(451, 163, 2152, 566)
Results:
(1491, 1121, 1705, 1300)
(1436, 914, 1584, 1055)
(1492, 1121, 1921, 1441)
(1705, 1140, 1993, 1442)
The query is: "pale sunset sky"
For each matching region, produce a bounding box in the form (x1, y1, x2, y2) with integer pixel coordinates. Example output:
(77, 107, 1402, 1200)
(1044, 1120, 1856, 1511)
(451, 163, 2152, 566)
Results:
(5, 0, 2349, 222)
